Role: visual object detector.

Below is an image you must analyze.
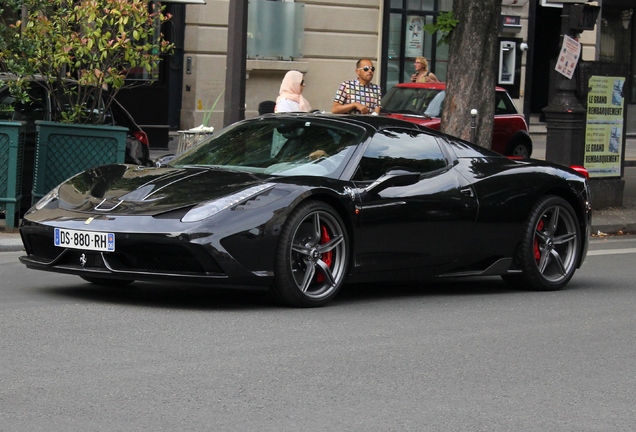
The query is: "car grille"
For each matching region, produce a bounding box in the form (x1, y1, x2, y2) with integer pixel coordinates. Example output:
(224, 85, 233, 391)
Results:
(23, 232, 221, 275)
(24, 233, 63, 262)
(105, 243, 211, 274)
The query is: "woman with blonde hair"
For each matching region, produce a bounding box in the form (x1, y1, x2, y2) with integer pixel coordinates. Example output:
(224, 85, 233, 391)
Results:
(275, 70, 312, 112)
(410, 56, 439, 83)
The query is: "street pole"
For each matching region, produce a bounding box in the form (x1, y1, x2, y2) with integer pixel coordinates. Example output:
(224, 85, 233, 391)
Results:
(543, 1, 625, 209)
(223, 0, 248, 127)
(543, 3, 586, 167)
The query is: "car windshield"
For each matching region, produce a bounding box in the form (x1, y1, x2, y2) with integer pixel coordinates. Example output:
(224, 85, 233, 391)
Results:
(381, 87, 445, 117)
(170, 117, 366, 178)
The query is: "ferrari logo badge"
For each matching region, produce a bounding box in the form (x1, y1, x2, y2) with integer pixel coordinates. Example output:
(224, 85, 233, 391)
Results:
(85, 217, 95, 225)
(79, 253, 87, 267)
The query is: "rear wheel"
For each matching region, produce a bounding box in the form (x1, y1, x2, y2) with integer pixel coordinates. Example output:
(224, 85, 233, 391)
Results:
(80, 276, 135, 287)
(502, 196, 580, 291)
(271, 201, 348, 307)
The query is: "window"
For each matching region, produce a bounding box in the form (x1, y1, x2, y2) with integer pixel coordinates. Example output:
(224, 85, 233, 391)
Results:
(384, 0, 450, 92)
(495, 91, 518, 115)
(357, 129, 447, 180)
(247, 0, 304, 60)
(599, 5, 635, 103)
(124, 1, 166, 81)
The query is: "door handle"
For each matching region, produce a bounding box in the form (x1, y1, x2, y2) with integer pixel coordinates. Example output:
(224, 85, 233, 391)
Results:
(460, 187, 474, 197)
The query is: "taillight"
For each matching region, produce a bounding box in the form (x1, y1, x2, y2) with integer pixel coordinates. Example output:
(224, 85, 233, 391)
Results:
(570, 165, 589, 179)
(133, 130, 149, 147)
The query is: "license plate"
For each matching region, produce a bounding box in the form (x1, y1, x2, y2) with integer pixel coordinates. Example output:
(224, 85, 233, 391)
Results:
(54, 228, 115, 252)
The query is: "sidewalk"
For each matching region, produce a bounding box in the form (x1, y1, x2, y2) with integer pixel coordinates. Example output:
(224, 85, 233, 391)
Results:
(2, 133, 635, 252)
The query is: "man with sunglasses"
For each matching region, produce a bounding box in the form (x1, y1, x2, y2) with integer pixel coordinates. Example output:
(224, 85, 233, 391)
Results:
(332, 59, 382, 115)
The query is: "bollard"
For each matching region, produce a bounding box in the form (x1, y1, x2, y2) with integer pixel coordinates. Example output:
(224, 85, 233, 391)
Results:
(470, 109, 478, 144)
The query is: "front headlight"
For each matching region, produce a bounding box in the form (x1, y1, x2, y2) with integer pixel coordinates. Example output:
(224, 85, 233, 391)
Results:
(34, 185, 61, 210)
(181, 183, 275, 222)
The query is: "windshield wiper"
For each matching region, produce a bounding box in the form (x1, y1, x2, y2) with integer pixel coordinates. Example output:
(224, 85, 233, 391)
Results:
(389, 109, 422, 115)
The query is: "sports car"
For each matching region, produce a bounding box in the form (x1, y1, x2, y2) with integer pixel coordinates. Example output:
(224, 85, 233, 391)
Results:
(19, 113, 591, 307)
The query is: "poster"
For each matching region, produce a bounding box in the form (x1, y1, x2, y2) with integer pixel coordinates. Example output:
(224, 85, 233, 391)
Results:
(555, 35, 580, 79)
(584, 75, 625, 177)
(405, 16, 424, 58)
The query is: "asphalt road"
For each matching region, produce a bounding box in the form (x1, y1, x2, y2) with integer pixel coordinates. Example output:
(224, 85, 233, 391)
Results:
(1, 236, 636, 431)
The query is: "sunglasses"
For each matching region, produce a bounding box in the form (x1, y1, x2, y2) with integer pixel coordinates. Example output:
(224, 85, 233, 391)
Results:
(301, 80, 305, 86)
(357, 66, 375, 72)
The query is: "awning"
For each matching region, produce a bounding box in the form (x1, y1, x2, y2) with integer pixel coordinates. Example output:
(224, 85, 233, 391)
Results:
(160, 0, 206, 4)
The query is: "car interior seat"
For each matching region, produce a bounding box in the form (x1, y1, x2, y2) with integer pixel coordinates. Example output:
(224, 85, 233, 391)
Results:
(277, 127, 335, 161)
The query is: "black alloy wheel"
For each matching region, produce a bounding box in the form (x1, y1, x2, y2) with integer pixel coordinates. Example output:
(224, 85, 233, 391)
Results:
(503, 195, 581, 290)
(272, 201, 348, 307)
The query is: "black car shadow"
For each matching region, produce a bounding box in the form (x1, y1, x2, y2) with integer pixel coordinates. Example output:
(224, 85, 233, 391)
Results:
(43, 282, 276, 311)
(34, 275, 567, 310)
(336, 277, 513, 304)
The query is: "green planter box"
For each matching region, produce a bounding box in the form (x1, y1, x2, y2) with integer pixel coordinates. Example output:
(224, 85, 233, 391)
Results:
(32, 121, 127, 204)
(0, 121, 26, 232)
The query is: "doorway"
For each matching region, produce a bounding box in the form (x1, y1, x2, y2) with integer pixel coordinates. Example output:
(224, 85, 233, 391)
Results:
(530, 5, 562, 117)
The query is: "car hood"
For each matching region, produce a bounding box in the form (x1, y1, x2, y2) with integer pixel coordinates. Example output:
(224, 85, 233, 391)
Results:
(55, 164, 275, 215)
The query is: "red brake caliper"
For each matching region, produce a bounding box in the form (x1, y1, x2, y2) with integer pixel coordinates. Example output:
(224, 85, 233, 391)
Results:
(316, 225, 332, 283)
(534, 219, 544, 262)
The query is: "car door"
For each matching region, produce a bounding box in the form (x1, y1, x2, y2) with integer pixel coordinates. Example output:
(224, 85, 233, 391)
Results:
(351, 128, 478, 273)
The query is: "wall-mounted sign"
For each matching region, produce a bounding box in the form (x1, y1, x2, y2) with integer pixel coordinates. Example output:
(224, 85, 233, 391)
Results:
(555, 35, 580, 79)
(501, 15, 522, 33)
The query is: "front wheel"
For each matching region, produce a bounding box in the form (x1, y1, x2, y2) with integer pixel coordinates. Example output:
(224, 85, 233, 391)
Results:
(271, 201, 348, 307)
(503, 196, 581, 291)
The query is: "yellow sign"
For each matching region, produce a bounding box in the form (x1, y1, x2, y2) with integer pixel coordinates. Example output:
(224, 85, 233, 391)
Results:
(584, 76, 625, 177)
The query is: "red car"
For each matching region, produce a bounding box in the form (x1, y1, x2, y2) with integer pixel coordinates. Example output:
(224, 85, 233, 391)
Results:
(381, 82, 532, 157)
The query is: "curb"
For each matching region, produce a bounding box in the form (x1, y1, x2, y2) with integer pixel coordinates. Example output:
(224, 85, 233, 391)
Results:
(592, 222, 636, 236)
(0, 238, 24, 252)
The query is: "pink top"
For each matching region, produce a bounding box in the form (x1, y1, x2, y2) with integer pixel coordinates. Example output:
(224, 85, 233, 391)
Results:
(275, 70, 311, 112)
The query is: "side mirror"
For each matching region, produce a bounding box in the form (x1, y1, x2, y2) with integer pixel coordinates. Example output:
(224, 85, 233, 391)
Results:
(365, 169, 420, 195)
(154, 154, 175, 168)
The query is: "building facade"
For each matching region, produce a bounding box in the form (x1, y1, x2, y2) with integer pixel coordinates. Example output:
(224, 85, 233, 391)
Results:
(174, 0, 634, 142)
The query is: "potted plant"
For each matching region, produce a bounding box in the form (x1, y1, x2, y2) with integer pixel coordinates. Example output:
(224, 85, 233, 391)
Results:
(1, 0, 173, 124)
(0, 0, 173, 204)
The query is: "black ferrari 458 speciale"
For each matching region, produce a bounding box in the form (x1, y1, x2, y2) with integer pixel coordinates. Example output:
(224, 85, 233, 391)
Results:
(19, 113, 591, 307)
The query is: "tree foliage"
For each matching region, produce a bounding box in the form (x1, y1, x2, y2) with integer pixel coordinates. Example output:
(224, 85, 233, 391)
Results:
(440, 0, 503, 148)
(0, 0, 173, 124)
(424, 11, 458, 47)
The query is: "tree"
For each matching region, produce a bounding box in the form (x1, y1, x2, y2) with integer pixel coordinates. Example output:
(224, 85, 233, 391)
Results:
(0, 0, 173, 124)
(440, 0, 502, 148)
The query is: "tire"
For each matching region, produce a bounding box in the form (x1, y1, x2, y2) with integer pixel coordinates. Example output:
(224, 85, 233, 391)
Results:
(507, 140, 531, 158)
(502, 196, 580, 291)
(80, 276, 135, 287)
(271, 201, 348, 307)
